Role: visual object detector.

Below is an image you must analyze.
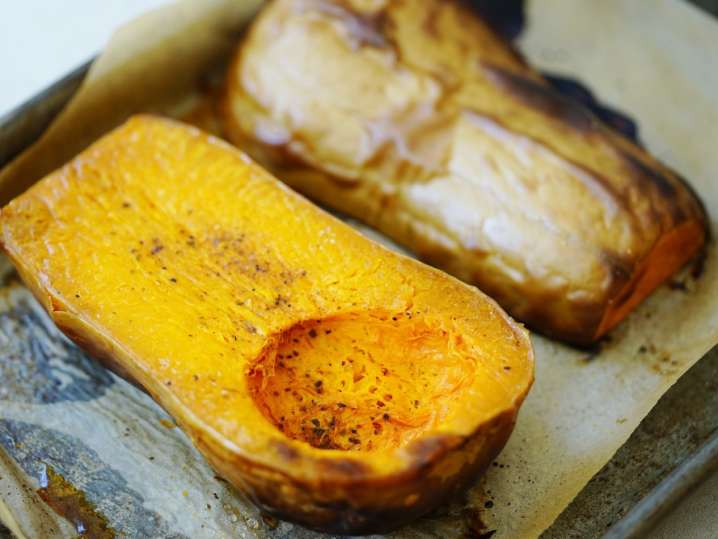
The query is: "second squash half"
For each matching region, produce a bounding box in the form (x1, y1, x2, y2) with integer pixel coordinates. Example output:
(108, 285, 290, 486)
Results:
(222, 0, 708, 345)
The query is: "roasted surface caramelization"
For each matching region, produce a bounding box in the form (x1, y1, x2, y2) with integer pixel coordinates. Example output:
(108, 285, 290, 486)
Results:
(223, 0, 708, 345)
(0, 116, 533, 533)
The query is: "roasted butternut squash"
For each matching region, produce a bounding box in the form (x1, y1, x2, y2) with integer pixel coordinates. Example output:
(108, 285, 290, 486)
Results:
(223, 0, 708, 345)
(0, 115, 533, 534)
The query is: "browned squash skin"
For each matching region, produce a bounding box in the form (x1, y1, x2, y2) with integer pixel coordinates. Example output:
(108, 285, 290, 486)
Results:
(0, 115, 533, 534)
(222, 0, 708, 346)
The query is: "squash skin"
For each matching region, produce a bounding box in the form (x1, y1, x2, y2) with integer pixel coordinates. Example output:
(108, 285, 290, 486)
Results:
(0, 115, 533, 534)
(222, 0, 708, 346)
(200, 410, 516, 534)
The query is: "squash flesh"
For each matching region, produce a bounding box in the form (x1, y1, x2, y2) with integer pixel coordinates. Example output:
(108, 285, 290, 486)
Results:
(223, 0, 708, 345)
(0, 115, 533, 532)
(248, 311, 505, 452)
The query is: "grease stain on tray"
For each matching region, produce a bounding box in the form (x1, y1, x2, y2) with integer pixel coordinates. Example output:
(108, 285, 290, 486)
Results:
(37, 464, 116, 538)
(0, 419, 186, 538)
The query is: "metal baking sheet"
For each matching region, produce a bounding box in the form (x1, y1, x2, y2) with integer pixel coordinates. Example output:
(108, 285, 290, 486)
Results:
(1, 2, 717, 537)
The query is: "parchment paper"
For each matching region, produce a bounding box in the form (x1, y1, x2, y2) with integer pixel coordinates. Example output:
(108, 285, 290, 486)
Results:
(1, 1, 718, 537)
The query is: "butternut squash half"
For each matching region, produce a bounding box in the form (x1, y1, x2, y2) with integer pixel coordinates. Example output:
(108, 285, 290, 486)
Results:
(223, 0, 708, 346)
(0, 116, 533, 534)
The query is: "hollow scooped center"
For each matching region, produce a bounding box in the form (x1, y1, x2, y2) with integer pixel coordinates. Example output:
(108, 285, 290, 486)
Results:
(247, 311, 477, 452)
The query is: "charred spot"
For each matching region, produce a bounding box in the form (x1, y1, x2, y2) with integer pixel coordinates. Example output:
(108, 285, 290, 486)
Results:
(667, 279, 687, 292)
(466, 0, 526, 41)
(691, 247, 707, 279)
(621, 151, 678, 202)
(484, 65, 600, 134)
(407, 435, 462, 469)
(600, 250, 634, 289)
(317, 457, 370, 478)
(544, 74, 642, 143)
(274, 441, 300, 461)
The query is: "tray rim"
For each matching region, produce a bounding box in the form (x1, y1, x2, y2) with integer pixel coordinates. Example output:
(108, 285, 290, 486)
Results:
(0, 58, 92, 167)
(1, 59, 717, 539)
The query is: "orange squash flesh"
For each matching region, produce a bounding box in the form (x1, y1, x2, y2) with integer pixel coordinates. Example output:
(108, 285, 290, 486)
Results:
(249, 311, 487, 452)
(594, 220, 706, 339)
(0, 115, 533, 534)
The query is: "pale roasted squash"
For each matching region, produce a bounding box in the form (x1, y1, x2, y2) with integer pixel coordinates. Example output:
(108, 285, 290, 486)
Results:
(223, 0, 708, 345)
(0, 116, 533, 533)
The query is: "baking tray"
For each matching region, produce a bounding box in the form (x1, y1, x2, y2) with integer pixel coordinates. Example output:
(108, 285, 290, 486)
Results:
(1, 7, 717, 539)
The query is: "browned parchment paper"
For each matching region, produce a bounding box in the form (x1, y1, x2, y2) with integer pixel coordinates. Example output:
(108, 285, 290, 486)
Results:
(1, 1, 717, 538)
